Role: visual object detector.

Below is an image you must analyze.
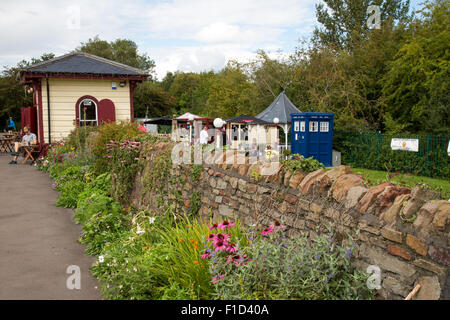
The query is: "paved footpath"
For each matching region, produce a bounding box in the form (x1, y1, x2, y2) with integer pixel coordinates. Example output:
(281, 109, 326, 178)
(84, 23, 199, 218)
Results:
(0, 156, 101, 299)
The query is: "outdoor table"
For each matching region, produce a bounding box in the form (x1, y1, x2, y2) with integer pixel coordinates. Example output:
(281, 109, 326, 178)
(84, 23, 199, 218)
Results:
(0, 137, 14, 153)
(21, 144, 39, 164)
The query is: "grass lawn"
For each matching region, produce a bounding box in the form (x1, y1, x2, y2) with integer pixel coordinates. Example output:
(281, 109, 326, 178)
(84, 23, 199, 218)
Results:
(350, 167, 450, 199)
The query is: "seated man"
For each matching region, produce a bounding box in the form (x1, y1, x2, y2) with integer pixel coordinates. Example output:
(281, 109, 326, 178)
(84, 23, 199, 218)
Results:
(9, 126, 37, 165)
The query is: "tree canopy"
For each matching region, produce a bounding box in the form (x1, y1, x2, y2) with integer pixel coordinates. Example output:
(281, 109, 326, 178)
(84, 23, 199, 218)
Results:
(78, 36, 156, 77)
(0, 0, 448, 135)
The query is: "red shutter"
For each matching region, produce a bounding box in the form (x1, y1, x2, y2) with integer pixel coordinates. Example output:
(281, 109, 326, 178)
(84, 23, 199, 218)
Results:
(98, 99, 116, 124)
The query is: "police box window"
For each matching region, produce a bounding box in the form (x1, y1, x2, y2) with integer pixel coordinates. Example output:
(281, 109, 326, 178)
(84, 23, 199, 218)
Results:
(300, 121, 305, 132)
(294, 121, 299, 131)
(309, 121, 318, 132)
(320, 122, 329, 132)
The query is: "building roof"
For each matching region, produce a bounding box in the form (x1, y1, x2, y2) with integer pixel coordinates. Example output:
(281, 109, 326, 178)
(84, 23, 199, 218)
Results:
(225, 114, 270, 125)
(19, 51, 149, 78)
(255, 91, 301, 124)
(143, 116, 174, 126)
(176, 112, 202, 120)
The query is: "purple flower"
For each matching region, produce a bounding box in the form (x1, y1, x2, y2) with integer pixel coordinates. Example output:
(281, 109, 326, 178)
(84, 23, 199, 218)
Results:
(345, 249, 352, 259)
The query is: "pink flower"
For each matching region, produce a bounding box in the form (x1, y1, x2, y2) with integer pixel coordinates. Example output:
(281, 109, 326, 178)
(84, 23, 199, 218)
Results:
(213, 233, 230, 244)
(207, 233, 216, 242)
(225, 244, 238, 253)
(200, 250, 211, 259)
(261, 226, 274, 235)
(218, 220, 235, 230)
(209, 223, 218, 231)
(213, 240, 228, 252)
(272, 220, 285, 230)
(106, 155, 112, 158)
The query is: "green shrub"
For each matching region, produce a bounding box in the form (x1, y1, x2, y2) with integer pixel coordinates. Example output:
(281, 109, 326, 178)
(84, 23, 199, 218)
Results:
(78, 197, 129, 256)
(210, 225, 374, 300)
(55, 180, 86, 208)
(90, 213, 215, 300)
(52, 165, 84, 185)
(77, 173, 112, 207)
(282, 154, 325, 174)
(75, 192, 122, 226)
(107, 139, 143, 203)
(91, 121, 146, 175)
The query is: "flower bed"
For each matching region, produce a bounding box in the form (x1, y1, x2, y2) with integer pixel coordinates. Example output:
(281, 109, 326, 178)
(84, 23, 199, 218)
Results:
(38, 123, 374, 300)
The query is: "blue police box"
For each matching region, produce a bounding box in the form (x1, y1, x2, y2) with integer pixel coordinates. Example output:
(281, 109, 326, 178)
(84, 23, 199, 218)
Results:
(290, 112, 335, 167)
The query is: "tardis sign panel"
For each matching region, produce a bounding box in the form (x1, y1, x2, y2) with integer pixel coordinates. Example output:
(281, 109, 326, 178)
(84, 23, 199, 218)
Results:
(290, 112, 335, 167)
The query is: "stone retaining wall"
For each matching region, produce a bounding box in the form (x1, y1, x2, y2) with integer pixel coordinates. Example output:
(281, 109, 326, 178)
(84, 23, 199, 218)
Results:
(131, 143, 449, 300)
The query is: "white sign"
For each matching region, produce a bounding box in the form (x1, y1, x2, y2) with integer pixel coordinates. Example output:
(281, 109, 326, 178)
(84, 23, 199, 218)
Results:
(391, 138, 419, 152)
(447, 140, 450, 156)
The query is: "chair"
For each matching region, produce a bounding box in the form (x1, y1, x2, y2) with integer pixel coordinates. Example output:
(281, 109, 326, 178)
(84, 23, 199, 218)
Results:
(27, 143, 49, 165)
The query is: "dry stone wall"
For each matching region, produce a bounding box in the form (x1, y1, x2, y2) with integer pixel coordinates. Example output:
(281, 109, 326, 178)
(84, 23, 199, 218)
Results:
(131, 143, 449, 300)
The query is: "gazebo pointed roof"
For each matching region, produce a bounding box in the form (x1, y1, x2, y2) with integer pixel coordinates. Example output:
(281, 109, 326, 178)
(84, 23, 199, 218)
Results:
(255, 91, 301, 124)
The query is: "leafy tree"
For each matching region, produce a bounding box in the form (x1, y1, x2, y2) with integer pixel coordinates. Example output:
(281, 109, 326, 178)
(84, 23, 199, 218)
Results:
(206, 61, 255, 118)
(78, 36, 113, 60)
(168, 72, 201, 114)
(313, 0, 410, 51)
(78, 36, 156, 78)
(381, 0, 450, 134)
(0, 53, 54, 130)
(160, 72, 175, 92)
(133, 81, 175, 118)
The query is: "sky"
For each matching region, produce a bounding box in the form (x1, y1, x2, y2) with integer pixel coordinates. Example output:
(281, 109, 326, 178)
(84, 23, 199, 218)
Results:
(0, 0, 423, 80)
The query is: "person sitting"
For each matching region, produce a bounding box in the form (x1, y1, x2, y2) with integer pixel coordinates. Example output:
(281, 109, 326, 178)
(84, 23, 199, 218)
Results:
(7, 117, 16, 133)
(9, 126, 37, 165)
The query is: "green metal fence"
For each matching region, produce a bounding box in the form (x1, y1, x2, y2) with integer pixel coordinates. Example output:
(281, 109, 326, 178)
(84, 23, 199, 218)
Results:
(335, 132, 450, 180)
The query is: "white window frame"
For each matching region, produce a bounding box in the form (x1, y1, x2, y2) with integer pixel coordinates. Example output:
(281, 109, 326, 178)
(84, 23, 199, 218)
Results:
(309, 121, 318, 132)
(300, 121, 305, 132)
(320, 121, 329, 132)
(79, 98, 98, 126)
(294, 121, 300, 131)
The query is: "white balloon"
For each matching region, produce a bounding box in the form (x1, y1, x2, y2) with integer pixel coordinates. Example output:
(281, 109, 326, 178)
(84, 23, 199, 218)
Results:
(214, 118, 224, 128)
(273, 117, 279, 124)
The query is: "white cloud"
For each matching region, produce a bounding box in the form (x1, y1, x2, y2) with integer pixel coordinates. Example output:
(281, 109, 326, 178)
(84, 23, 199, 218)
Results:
(0, 0, 318, 77)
